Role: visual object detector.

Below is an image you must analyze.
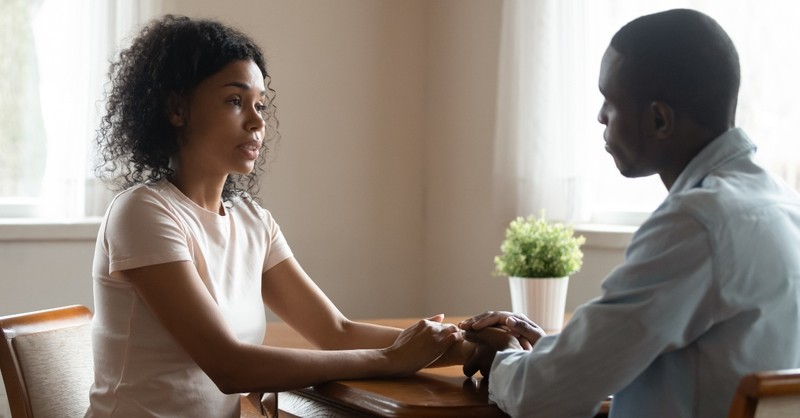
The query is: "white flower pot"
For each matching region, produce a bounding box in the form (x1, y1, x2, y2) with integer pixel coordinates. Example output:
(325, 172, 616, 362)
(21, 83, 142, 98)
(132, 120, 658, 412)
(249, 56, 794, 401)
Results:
(508, 276, 569, 333)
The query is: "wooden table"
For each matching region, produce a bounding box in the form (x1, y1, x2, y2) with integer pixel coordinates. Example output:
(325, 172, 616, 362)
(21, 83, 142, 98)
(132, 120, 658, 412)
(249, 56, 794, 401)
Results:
(266, 317, 610, 417)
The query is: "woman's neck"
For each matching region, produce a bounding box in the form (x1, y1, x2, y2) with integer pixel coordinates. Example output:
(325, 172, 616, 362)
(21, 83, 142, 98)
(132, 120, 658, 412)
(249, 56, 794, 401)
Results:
(168, 172, 226, 215)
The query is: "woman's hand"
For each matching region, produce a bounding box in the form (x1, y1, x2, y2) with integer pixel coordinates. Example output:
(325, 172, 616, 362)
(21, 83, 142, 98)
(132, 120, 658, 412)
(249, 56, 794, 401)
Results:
(381, 314, 462, 376)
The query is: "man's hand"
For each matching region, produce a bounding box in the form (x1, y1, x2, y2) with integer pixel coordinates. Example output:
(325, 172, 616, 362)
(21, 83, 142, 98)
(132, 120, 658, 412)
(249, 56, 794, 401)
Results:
(459, 311, 546, 350)
(462, 326, 524, 377)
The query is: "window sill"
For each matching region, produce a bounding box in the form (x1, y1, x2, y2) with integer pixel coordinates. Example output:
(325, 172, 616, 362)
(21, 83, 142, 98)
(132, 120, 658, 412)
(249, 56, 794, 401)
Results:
(574, 223, 637, 250)
(0, 218, 102, 242)
(0, 219, 638, 248)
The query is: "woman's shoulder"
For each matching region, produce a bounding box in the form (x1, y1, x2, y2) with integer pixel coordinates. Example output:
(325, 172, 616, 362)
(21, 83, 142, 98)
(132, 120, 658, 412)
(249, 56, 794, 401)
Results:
(230, 193, 279, 226)
(106, 180, 177, 219)
(113, 180, 166, 198)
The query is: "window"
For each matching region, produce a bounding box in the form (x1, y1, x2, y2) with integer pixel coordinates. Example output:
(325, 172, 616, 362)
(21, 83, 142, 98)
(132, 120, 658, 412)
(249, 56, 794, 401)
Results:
(588, 1, 800, 223)
(0, 0, 46, 217)
(494, 0, 800, 226)
(0, 0, 160, 219)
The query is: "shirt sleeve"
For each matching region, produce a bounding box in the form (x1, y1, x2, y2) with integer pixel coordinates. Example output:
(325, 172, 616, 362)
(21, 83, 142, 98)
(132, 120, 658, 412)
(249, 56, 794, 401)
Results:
(103, 187, 193, 274)
(488, 210, 717, 417)
(254, 204, 293, 272)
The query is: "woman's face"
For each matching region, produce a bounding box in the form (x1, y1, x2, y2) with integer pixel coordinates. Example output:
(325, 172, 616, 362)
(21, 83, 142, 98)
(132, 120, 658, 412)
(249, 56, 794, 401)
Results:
(171, 59, 267, 178)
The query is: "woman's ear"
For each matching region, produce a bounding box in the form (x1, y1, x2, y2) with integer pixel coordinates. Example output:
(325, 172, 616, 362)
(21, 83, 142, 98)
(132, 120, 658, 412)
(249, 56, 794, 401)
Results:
(649, 100, 674, 139)
(167, 93, 186, 127)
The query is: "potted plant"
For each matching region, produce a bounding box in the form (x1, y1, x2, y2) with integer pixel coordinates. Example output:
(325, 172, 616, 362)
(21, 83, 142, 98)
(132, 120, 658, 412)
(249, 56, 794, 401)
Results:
(494, 212, 586, 332)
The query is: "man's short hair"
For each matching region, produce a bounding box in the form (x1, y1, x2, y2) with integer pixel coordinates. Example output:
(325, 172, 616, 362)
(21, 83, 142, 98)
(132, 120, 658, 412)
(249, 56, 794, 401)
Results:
(610, 9, 740, 131)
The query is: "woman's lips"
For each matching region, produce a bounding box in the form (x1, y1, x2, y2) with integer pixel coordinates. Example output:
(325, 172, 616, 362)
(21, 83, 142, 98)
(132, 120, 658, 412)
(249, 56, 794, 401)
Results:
(238, 141, 261, 160)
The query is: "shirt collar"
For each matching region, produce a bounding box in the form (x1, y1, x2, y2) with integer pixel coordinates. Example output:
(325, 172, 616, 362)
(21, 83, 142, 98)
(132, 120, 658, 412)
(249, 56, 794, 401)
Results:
(669, 127, 756, 194)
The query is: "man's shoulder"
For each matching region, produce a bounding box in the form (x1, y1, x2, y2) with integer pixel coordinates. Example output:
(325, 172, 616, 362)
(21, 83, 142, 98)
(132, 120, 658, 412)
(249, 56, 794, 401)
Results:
(648, 166, 800, 250)
(679, 161, 799, 214)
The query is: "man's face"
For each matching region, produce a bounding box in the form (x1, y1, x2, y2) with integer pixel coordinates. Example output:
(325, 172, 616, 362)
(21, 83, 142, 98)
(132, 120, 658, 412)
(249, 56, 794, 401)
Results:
(597, 47, 658, 178)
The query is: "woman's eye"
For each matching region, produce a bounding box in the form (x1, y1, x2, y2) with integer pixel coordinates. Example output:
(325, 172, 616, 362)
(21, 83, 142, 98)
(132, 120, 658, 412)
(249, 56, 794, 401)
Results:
(229, 98, 242, 107)
(256, 103, 267, 112)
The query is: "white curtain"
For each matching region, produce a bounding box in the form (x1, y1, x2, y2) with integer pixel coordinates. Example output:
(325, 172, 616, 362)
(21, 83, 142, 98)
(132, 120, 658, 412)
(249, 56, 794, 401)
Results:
(34, 0, 161, 218)
(492, 0, 800, 225)
(492, 0, 597, 224)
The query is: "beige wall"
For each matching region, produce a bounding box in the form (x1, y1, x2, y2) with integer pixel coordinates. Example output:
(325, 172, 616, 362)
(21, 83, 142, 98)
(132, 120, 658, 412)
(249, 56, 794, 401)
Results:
(0, 233, 96, 315)
(422, 1, 507, 316)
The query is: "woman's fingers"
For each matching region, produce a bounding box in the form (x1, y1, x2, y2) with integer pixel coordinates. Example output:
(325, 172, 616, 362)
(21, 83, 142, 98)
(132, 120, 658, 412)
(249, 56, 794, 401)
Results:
(426, 313, 445, 323)
(383, 317, 461, 376)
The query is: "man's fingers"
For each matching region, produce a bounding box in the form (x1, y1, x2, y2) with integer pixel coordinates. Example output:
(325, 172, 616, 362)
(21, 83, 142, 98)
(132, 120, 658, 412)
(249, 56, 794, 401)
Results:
(465, 327, 521, 349)
(463, 329, 482, 343)
(463, 356, 480, 377)
(471, 312, 508, 330)
(459, 311, 509, 331)
(504, 317, 545, 351)
(506, 316, 534, 333)
(462, 341, 496, 378)
(506, 316, 546, 343)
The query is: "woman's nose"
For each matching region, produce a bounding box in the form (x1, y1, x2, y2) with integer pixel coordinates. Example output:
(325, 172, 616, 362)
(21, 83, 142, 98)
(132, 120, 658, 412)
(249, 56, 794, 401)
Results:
(247, 108, 266, 132)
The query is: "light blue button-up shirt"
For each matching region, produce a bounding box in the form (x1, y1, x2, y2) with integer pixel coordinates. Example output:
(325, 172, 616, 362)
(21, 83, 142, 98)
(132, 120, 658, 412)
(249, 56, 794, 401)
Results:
(489, 128, 800, 418)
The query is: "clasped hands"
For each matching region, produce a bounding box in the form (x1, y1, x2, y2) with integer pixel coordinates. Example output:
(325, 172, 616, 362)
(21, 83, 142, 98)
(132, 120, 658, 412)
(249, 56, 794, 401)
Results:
(458, 311, 547, 378)
(383, 311, 545, 379)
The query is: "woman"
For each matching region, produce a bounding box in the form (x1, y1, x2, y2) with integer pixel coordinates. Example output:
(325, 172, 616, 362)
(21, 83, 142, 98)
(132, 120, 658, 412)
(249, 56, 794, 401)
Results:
(87, 15, 466, 417)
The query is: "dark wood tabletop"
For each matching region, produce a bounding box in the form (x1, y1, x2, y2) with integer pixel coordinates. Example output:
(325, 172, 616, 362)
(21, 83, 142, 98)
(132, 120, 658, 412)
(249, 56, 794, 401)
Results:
(266, 317, 609, 418)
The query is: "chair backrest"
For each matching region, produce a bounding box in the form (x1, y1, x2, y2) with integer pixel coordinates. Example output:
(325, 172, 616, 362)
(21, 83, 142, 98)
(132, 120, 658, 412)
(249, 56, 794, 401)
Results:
(0, 305, 93, 418)
(727, 368, 800, 418)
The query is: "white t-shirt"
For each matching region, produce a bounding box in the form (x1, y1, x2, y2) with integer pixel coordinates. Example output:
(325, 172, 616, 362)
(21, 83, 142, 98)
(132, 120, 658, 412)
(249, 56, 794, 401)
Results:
(85, 180, 292, 418)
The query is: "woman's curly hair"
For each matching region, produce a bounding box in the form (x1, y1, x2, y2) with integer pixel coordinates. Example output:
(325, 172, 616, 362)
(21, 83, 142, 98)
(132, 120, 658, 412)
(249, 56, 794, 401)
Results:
(95, 15, 279, 203)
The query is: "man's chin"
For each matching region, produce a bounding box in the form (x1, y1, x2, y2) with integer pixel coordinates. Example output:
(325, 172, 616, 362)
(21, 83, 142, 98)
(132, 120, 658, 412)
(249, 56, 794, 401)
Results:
(610, 155, 654, 178)
(618, 166, 658, 179)
(614, 161, 641, 178)
(611, 158, 631, 177)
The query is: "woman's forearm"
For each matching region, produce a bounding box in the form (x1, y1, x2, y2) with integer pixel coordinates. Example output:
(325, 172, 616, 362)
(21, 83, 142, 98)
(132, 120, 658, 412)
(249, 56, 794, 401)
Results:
(215, 344, 390, 394)
(221, 318, 459, 393)
(315, 320, 401, 350)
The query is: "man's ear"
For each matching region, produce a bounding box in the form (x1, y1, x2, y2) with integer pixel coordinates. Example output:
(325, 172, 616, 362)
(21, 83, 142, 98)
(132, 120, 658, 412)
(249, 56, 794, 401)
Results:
(167, 93, 186, 127)
(649, 100, 674, 139)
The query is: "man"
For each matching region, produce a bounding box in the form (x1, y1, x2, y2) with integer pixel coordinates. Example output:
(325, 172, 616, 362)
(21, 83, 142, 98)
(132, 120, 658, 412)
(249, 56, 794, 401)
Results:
(460, 9, 800, 418)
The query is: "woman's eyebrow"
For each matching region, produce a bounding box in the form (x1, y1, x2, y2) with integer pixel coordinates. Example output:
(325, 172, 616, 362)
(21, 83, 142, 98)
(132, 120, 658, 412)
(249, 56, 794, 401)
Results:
(223, 81, 266, 96)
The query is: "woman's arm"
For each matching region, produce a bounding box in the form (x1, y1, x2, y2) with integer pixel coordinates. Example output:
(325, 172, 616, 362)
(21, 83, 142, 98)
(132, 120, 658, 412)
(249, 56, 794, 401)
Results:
(121, 260, 459, 394)
(260, 257, 401, 349)
(261, 257, 475, 365)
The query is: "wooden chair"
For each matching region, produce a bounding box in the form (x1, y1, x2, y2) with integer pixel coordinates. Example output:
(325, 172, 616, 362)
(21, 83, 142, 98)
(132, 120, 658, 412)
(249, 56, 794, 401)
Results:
(0, 305, 280, 418)
(0, 305, 94, 418)
(728, 368, 800, 418)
